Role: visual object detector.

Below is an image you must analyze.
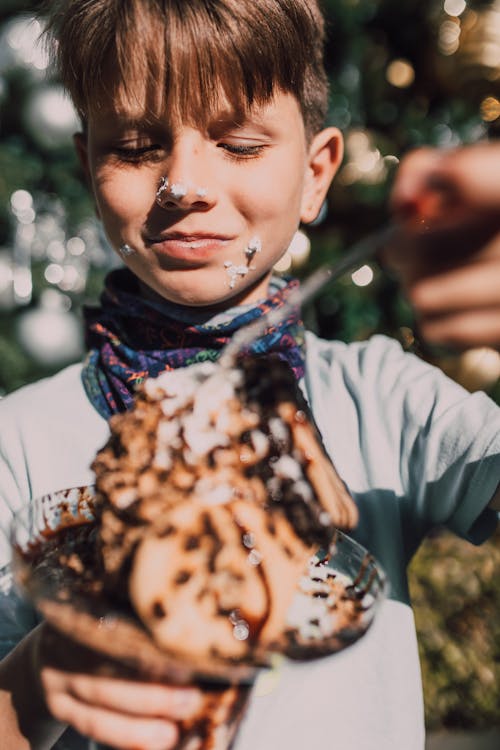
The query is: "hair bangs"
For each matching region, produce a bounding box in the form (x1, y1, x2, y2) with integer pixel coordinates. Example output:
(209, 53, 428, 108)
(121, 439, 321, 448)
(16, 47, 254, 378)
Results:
(43, 0, 328, 134)
(109, 0, 310, 129)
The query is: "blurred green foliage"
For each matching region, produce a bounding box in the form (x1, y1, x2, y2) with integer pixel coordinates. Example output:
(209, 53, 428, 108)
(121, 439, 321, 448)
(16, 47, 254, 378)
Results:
(409, 529, 500, 730)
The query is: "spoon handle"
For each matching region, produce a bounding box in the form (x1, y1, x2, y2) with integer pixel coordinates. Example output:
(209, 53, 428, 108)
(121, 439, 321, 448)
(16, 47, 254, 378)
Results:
(220, 224, 396, 367)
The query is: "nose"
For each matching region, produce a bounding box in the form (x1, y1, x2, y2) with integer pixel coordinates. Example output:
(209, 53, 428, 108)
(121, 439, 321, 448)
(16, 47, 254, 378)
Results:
(155, 134, 215, 211)
(156, 177, 212, 211)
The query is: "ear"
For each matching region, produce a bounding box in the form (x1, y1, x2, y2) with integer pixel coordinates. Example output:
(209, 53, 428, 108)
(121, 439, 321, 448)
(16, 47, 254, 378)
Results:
(73, 132, 100, 219)
(300, 127, 343, 224)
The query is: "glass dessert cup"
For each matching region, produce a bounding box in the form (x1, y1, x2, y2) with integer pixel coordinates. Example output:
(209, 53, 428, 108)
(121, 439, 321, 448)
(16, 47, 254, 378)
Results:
(10, 487, 388, 750)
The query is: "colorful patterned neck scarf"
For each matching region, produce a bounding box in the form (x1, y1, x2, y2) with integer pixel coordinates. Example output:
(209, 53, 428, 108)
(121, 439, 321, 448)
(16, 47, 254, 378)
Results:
(81, 268, 306, 418)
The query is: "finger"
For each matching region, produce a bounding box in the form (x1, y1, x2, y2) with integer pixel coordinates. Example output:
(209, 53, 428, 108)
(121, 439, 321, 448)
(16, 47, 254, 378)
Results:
(46, 690, 179, 750)
(392, 144, 500, 230)
(409, 258, 500, 315)
(435, 143, 500, 209)
(417, 310, 500, 350)
(385, 231, 500, 288)
(390, 148, 442, 213)
(41, 667, 202, 720)
(391, 150, 456, 228)
(381, 232, 457, 280)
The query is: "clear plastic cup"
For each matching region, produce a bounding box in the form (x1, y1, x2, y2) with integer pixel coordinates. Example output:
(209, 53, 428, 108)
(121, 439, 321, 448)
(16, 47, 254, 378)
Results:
(10, 487, 387, 750)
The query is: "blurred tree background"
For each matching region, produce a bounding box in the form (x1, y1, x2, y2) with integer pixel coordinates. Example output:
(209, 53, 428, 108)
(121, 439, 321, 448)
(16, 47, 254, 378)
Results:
(0, 0, 499, 736)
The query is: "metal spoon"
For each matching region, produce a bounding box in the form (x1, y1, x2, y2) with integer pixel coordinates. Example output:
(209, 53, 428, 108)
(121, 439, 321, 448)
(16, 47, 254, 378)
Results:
(219, 223, 396, 367)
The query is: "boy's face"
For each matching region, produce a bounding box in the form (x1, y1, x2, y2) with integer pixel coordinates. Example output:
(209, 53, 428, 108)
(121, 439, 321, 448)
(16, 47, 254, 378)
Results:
(76, 91, 342, 307)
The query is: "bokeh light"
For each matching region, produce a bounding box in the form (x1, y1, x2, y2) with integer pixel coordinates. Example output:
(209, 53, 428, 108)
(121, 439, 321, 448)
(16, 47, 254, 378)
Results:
(444, 0, 467, 18)
(351, 265, 374, 287)
(386, 59, 415, 88)
(480, 95, 500, 122)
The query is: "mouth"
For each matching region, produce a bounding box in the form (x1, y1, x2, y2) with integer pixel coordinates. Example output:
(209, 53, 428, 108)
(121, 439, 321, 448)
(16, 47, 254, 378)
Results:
(146, 232, 234, 263)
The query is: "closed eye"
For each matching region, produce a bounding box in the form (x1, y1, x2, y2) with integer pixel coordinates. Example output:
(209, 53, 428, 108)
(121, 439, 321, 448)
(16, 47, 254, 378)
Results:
(218, 143, 266, 160)
(111, 144, 164, 162)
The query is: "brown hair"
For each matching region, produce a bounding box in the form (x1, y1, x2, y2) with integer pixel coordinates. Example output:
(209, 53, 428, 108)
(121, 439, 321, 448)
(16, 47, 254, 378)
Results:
(42, 0, 329, 136)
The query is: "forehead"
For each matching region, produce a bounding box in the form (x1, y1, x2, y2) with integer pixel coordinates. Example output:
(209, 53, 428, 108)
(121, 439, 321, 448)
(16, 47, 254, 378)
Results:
(86, 88, 305, 137)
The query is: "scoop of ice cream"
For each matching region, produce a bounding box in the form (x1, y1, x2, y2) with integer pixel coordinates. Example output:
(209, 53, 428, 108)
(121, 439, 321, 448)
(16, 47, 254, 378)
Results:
(128, 497, 312, 663)
(92, 355, 360, 665)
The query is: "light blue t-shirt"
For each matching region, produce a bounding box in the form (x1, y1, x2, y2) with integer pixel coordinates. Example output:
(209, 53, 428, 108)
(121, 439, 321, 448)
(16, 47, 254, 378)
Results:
(0, 333, 498, 749)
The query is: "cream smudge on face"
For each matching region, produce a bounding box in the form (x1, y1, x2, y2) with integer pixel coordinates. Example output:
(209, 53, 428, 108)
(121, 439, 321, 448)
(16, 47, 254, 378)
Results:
(119, 243, 136, 257)
(223, 235, 262, 288)
(224, 261, 251, 289)
(245, 236, 262, 258)
(169, 182, 188, 199)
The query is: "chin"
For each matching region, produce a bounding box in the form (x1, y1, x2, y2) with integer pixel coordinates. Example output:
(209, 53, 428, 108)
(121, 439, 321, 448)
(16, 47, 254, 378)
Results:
(163, 287, 252, 310)
(147, 269, 271, 310)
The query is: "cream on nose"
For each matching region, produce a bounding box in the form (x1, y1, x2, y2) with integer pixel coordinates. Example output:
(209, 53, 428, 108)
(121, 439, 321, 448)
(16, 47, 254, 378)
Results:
(155, 176, 210, 209)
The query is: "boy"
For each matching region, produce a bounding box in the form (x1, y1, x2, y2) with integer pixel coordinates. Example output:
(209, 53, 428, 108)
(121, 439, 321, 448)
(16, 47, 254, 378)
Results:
(0, 1, 498, 748)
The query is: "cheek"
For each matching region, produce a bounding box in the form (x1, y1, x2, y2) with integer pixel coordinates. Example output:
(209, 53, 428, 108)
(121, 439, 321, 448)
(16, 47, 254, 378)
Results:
(239, 160, 306, 223)
(93, 167, 151, 221)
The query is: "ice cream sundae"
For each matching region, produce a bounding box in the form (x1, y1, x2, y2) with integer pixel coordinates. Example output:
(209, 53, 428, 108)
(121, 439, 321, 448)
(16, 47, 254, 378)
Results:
(12, 355, 385, 750)
(92, 355, 361, 668)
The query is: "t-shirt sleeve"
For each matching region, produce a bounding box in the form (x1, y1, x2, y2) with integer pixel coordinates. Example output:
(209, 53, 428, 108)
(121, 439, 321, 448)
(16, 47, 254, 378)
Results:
(307, 334, 500, 548)
(375, 338, 500, 544)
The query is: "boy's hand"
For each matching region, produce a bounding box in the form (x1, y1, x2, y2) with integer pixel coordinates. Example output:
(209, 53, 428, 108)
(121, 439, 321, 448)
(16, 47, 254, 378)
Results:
(38, 625, 203, 750)
(385, 143, 500, 349)
(40, 669, 199, 749)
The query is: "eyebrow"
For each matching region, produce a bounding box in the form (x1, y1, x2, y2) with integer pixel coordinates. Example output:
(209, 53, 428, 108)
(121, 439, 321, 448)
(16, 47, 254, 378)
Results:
(93, 95, 274, 139)
(208, 111, 252, 136)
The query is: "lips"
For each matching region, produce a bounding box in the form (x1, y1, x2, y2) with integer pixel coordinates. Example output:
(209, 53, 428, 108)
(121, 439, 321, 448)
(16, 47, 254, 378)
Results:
(147, 231, 234, 264)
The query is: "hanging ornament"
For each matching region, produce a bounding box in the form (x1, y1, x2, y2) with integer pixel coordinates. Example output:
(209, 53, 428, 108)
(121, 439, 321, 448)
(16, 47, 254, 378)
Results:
(15, 290, 83, 367)
(0, 16, 49, 77)
(23, 84, 80, 150)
